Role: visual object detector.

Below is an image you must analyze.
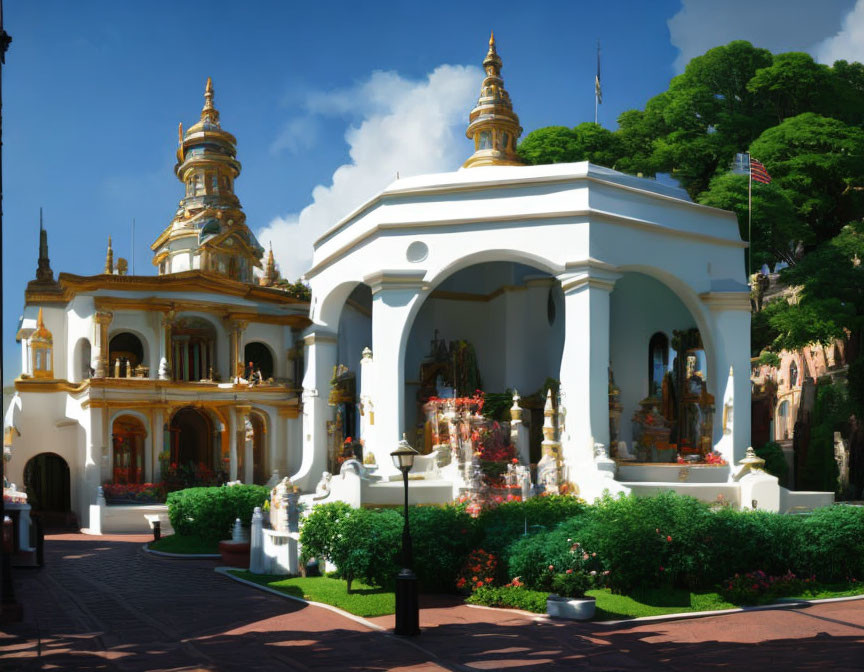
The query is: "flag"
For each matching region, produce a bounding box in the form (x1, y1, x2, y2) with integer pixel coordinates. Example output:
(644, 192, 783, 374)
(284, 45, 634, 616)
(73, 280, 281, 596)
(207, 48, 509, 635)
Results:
(595, 42, 602, 104)
(750, 158, 772, 184)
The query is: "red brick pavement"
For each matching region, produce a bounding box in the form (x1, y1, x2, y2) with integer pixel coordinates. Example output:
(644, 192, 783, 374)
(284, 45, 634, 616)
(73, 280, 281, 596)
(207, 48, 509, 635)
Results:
(1, 533, 863, 671)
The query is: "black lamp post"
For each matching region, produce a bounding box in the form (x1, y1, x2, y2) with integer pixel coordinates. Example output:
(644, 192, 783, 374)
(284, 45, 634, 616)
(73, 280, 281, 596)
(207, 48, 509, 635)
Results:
(391, 436, 419, 636)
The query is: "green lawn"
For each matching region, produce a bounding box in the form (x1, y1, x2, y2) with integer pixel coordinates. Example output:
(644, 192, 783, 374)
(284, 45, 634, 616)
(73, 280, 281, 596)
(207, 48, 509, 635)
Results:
(589, 588, 736, 620)
(148, 534, 219, 555)
(228, 571, 396, 618)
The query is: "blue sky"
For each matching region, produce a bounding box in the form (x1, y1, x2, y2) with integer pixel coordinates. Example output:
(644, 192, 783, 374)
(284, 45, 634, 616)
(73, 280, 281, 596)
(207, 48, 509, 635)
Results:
(3, 0, 862, 384)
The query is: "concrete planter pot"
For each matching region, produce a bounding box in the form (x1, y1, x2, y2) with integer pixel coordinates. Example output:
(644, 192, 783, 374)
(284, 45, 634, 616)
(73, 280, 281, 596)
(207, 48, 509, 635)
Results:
(546, 594, 596, 620)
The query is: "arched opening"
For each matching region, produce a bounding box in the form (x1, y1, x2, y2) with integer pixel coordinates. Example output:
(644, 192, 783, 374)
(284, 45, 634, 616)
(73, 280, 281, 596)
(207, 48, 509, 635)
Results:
(112, 415, 146, 484)
(172, 317, 217, 382)
(250, 412, 268, 484)
(789, 360, 798, 388)
(74, 337, 92, 382)
(610, 272, 712, 462)
(23, 453, 71, 514)
(403, 261, 563, 462)
(108, 332, 145, 378)
(331, 284, 372, 447)
(244, 342, 274, 380)
(776, 400, 790, 441)
(170, 407, 214, 469)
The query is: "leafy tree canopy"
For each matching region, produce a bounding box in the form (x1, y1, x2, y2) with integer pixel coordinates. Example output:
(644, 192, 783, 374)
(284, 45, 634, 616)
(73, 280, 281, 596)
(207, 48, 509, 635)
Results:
(518, 123, 621, 167)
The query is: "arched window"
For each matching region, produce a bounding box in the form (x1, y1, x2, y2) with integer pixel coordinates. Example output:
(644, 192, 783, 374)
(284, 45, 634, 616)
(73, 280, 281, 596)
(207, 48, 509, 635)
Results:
(112, 415, 146, 484)
(109, 332, 145, 378)
(776, 400, 790, 441)
(789, 360, 798, 387)
(244, 342, 274, 380)
(74, 338, 92, 382)
(172, 317, 217, 381)
(648, 332, 670, 397)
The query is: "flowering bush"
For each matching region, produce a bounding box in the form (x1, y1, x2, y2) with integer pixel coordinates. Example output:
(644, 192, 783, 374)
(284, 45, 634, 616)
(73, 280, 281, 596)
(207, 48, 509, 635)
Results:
(162, 461, 227, 492)
(719, 570, 814, 605)
(539, 539, 607, 598)
(456, 548, 498, 592)
(102, 482, 167, 504)
(466, 585, 549, 613)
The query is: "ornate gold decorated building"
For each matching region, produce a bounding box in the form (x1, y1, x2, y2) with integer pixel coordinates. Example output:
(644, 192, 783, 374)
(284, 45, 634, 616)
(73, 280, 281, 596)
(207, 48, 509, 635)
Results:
(5, 80, 310, 531)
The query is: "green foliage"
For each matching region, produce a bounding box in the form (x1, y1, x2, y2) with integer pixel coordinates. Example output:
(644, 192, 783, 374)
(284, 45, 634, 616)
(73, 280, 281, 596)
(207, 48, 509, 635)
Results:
(803, 379, 850, 492)
(698, 172, 806, 270)
(166, 485, 269, 542)
(409, 505, 480, 592)
(466, 585, 549, 613)
(719, 570, 814, 605)
(275, 278, 312, 301)
(477, 495, 587, 559)
(550, 569, 591, 598)
(329, 508, 402, 591)
(755, 441, 789, 480)
(757, 350, 782, 369)
(148, 534, 218, 555)
(299, 501, 353, 564)
(749, 114, 864, 246)
(747, 52, 834, 123)
(518, 123, 622, 167)
(797, 506, 864, 580)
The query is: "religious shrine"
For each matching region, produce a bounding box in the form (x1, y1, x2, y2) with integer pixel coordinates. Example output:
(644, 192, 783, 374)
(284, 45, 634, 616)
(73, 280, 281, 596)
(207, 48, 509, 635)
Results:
(4, 81, 310, 533)
(295, 33, 832, 513)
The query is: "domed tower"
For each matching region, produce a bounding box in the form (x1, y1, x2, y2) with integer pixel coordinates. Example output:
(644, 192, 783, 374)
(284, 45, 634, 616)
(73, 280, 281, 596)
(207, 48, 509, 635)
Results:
(463, 32, 524, 168)
(151, 78, 264, 282)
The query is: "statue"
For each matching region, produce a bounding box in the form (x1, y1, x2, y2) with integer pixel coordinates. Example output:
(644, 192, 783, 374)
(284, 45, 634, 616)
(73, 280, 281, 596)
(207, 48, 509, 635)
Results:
(313, 471, 332, 500)
(158, 357, 170, 381)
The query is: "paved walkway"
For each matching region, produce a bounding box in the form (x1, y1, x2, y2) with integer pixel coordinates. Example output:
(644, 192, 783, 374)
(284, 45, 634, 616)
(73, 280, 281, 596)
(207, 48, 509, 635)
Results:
(0, 533, 862, 671)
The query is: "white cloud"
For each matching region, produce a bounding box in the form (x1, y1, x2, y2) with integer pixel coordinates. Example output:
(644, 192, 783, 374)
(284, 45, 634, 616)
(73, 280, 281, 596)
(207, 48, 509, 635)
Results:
(814, 0, 864, 64)
(270, 116, 319, 155)
(257, 64, 483, 281)
(668, 0, 854, 72)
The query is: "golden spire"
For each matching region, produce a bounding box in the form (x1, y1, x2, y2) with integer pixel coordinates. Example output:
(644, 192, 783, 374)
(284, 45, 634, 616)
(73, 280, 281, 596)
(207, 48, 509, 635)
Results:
(177, 122, 185, 162)
(260, 242, 277, 286)
(464, 31, 523, 168)
(104, 235, 114, 274)
(201, 76, 220, 126)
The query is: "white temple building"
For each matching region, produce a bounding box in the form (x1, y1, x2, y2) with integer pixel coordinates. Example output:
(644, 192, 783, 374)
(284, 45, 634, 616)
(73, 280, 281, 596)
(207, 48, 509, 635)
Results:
(5, 36, 832, 533)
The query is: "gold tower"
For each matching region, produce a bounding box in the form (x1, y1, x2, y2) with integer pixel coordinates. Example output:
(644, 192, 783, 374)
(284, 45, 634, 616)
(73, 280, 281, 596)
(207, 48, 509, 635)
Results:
(463, 32, 524, 168)
(151, 78, 264, 282)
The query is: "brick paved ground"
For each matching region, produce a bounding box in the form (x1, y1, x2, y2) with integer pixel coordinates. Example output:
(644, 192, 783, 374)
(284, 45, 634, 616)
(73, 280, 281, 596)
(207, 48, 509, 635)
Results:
(1, 533, 863, 671)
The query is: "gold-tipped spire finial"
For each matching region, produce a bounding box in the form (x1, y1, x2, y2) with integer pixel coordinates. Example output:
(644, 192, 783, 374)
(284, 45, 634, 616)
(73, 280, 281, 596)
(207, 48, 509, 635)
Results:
(463, 32, 523, 168)
(201, 77, 220, 125)
(104, 235, 114, 274)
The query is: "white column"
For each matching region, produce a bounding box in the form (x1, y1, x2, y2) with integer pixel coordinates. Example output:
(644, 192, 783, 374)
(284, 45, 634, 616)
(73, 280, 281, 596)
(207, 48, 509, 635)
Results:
(557, 263, 621, 471)
(701, 292, 752, 466)
(366, 271, 425, 478)
(291, 329, 338, 490)
(228, 407, 238, 481)
(152, 408, 164, 482)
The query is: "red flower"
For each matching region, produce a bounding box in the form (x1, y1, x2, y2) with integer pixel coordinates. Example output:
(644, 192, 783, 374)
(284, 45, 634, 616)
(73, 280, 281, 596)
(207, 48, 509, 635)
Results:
(666, 535, 672, 542)
(511, 458, 518, 464)
(659, 566, 665, 572)
(548, 565, 554, 570)
(566, 569, 573, 574)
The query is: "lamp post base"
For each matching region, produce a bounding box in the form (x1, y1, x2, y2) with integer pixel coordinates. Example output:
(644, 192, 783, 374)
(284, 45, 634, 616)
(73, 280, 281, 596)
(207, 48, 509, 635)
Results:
(394, 568, 419, 636)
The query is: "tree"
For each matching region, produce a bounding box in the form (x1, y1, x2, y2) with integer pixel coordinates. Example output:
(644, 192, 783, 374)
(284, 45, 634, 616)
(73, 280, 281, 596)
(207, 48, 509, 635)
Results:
(518, 123, 621, 167)
(698, 172, 808, 270)
(747, 52, 834, 123)
(749, 113, 864, 246)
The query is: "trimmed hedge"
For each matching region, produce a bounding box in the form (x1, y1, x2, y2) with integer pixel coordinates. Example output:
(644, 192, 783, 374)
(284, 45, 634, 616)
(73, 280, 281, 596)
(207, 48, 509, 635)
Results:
(167, 485, 269, 542)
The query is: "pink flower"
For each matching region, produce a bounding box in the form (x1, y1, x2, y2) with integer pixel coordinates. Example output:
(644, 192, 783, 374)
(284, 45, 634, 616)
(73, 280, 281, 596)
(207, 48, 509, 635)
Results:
(666, 535, 672, 542)
(566, 569, 573, 574)
(548, 565, 554, 570)
(583, 553, 589, 560)
(659, 566, 665, 572)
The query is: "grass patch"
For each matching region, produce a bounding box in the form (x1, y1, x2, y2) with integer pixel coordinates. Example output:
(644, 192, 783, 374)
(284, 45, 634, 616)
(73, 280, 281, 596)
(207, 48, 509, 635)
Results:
(229, 571, 395, 618)
(785, 582, 864, 600)
(590, 588, 736, 620)
(148, 534, 219, 555)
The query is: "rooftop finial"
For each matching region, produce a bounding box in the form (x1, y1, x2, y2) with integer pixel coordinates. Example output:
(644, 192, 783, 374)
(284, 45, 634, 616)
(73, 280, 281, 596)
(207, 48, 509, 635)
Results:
(34, 208, 54, 282)
(104, 235, 114, 275)
(463, 32, 523, 168)
(201, 77, 220, 125)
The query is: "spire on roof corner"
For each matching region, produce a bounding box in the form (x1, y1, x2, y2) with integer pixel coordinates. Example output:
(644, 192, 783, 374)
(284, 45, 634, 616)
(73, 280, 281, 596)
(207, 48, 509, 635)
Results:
(104, 235, 114, 275)
(34, 208, 54, 283)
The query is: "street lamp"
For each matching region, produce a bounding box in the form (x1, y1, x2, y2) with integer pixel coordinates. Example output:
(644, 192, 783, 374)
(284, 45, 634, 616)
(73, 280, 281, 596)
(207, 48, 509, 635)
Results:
(391, 435, 419, 636)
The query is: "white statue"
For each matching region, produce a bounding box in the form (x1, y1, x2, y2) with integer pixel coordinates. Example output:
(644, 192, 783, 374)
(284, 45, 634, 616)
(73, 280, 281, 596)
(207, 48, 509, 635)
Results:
(313, 471, 332, 500)
(158, 357, 170, 381)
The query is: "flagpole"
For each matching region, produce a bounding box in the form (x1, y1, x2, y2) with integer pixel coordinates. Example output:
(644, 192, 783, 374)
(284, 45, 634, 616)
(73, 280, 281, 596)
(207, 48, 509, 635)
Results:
(594, 41, 600, 125)
(747, 152, 752, 284)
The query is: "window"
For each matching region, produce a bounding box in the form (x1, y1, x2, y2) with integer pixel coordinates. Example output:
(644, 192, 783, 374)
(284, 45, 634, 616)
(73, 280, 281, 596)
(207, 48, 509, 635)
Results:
(776, 400, 790, 441)
(648, 332, 670, 397)
(789, 360, 798, 387)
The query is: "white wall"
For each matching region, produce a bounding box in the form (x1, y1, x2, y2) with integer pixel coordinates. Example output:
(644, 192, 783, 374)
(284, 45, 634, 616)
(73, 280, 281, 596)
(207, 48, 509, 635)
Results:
(610, 272, 698, 448)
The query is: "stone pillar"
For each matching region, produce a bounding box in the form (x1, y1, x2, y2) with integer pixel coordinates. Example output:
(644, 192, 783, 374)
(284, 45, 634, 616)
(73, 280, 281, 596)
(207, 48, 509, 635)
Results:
(93, 311, 113, 378)
(510, 390, 530, 466)
(701, 291, 751, 466)
(359, 346, 374, 447)
(152, 408, 165, 482)
(291, 329, 338, 490)
(226, 319, 249, 381)
(556, 263, 621, 471)
(228, 406, 238, 481)
(366, 271, 425, 478)
(238, 406, 253, 484)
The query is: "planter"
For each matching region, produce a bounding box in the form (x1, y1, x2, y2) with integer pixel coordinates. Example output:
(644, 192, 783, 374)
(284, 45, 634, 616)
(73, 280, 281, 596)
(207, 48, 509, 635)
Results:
(546, 594, 596, 620)
(218, 540, 251, 568)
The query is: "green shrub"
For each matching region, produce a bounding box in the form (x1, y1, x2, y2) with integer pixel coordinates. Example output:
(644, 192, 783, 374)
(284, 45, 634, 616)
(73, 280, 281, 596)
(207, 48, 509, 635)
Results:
(707, 508, 800, 581)
(719, 570, 814, 605)
(330, 508, 402, 591)
(466, 585, 548, 613)
(167, 485, 269, 542)
(409, 505, 479, 592)
(478, 495, 588, 559)
(299, 501, 352, 564)
(755, 441, 789, 481)
(796, 505, 864, 581)
(506, 519, 591, 590)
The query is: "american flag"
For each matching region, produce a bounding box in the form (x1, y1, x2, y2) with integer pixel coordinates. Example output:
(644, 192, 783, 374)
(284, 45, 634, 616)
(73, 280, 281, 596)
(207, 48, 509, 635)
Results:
(750, 158, 772, 184)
